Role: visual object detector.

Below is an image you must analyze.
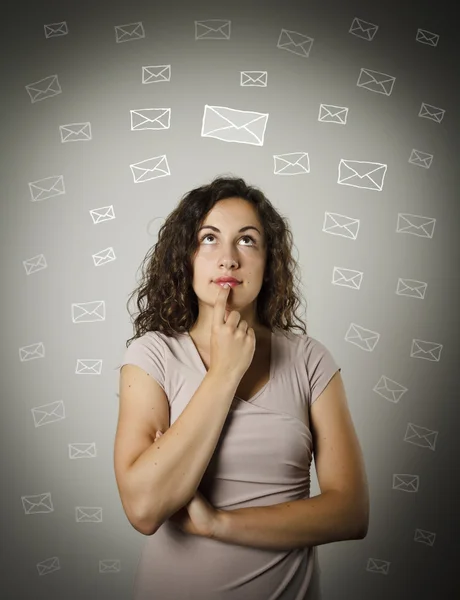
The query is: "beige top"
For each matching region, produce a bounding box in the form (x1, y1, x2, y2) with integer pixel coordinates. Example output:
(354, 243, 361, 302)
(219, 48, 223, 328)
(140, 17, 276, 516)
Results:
(118, 328, 341, 600)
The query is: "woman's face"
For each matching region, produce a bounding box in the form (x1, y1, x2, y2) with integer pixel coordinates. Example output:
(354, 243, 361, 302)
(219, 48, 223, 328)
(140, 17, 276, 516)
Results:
(190, 197, 267, 332)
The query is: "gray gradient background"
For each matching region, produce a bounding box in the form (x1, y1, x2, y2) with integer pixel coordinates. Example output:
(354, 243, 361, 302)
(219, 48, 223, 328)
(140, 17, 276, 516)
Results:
(1, 0, 459, 599)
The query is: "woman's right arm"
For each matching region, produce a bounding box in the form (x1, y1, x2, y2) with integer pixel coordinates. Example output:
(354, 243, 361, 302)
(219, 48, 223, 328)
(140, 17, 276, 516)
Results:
(114, 363, 239, 536)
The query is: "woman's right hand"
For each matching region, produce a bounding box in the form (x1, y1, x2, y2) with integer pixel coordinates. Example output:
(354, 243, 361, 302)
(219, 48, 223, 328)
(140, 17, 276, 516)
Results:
(209, 283, 256, 382)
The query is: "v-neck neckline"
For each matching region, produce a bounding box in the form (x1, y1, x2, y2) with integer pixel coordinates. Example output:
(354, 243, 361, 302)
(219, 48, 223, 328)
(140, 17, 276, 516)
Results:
(184, 330, 275, 403)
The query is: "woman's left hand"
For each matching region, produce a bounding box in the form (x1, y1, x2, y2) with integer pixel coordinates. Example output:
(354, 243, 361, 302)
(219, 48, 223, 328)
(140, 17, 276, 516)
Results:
(154, 430, 220, 539)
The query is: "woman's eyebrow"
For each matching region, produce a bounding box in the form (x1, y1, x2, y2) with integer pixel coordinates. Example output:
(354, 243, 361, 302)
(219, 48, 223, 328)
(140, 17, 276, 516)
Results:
(198, 225, 261, 235)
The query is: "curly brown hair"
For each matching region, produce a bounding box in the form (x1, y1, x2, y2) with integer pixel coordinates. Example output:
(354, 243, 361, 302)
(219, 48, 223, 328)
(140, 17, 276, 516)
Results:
(125, 175, 307, 347)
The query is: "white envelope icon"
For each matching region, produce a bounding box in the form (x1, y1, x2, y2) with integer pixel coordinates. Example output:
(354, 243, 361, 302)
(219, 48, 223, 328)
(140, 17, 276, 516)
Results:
(416, 29, 439, 47)
(69, 443, 97, 459)
(60, 122, 92, 143)
(130, 108, 171, 130)
(25, 74, 62, 103)
(93, 247, 116, 266)
(142, 64, 171, 84)
(277, 28, 314, 58)
(323, 212, 360, 240)
(76, 359, 103, 375)
(19, 342, 45, 362)
(338, 159, 387, 191)
(23, 254, 47, 275)
(373, 375, 408, 403)
(115, 22, 145, 43)
(318, 104, 348, 124)
(72, 300, 106, 323)
(357, 68, 396, 96)
(411, 338, 443, 362)
(273, 152, 310, 175)
(392, 473, 419, 492)
(90, 205, 115, 224)
(408, 149, 433, 169)
(130, 155, 171, 183)
(349, 18, 379, 42)
(44, 22, 68, 38)
(396, 213, 436, 238)
(345, 323, 380, 352)
(241, 71, 268, 87)
(332, 267, 363, 290)
(37, 556, 61, 576)
(195, 19, 231, 40)
(29, 175, 65, 202)
(414, 528, 436, 546)
(201, 105, 269, 146)
(396, 278, 427, 299)
(419, 102, 445, 123)
(31, 400, 65, 427)
(22, 492, 54, 514)
(76, 507, 103, 522)
(404, 422, 438, 450)
(366, 558, 390, 575)
(99, 559, 121, 573)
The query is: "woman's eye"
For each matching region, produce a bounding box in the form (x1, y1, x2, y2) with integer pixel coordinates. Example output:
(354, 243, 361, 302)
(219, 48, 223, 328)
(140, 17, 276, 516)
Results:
(201, 234, 256, 246)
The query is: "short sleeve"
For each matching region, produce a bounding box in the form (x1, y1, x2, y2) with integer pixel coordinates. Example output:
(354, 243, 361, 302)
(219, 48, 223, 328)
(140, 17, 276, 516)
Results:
(304, 336, 341, 405)
(118, 332, 166, 392)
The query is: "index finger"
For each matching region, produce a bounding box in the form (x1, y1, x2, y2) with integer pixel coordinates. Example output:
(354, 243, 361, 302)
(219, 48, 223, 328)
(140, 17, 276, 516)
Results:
(212, 283, 231, 326)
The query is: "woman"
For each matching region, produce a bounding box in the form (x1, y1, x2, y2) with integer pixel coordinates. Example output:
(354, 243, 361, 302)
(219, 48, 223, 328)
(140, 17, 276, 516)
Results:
(114, 176, 369, 599)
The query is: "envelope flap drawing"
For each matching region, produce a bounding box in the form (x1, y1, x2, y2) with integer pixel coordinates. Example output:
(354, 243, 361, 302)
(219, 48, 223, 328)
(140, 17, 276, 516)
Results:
(207, 106, 266, 130)
(280, 29, 313, 46)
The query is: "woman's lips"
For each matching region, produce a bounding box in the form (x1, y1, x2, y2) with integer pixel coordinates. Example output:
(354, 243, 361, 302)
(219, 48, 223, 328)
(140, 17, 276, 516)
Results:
(213, 281, 241, 288)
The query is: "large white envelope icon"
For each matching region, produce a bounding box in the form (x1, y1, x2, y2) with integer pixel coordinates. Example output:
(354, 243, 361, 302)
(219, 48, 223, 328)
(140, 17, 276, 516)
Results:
(93, 247, 116, 266)
(37, 556, 61, 576)
(76, 507, 103, 522)
(274, 152, 310, 175)
(357, 68, 396, 95)
(29, 175, 65, 202)
(396, 213, 436, 238)
(72, 300, 106, 323)
(410, 338, 442, 361)
(115, 22, 145, 43)
(241, 71, 268, 87)
(31, 400, 65, 427)
(99, 559, 121, 573)
(90, 205, 115, 224)
(373, 375, 408, 403)
(408, 149, 433, 168)
(25, 74, 62, 103)
(338, 159, 387, 191)
(142, 65, 171, 83)
(130, 108, 171, 130)
(19, 342, 45, 362)
(130, 155, 171, 183)
(69, 443, 97, 459)
(22, 492, 54, 514)
(332, 267, 363, 289)
(396, 278, 427, 299)
(345, 323, 380, 352)
(416, 29, 439, 47)
(414, 529, 436, 546)
(392, 473, 419, 492)
(195, 19, 231, 40)
(76, 359, 103, 374)
(44, 22, 68, 38)
(323, 212, 360, 240)
(23, 254, 47, 275)
(201, 105, 269, 146)
(318, 104, 348, 124)
(277, 28, 314, 57)
(366, 558, 390, 575)
(349, 18, 379, 41)
(60, 122, 92, 142)
(404, 422, 438, 450)
(418, 102, 445, 123)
